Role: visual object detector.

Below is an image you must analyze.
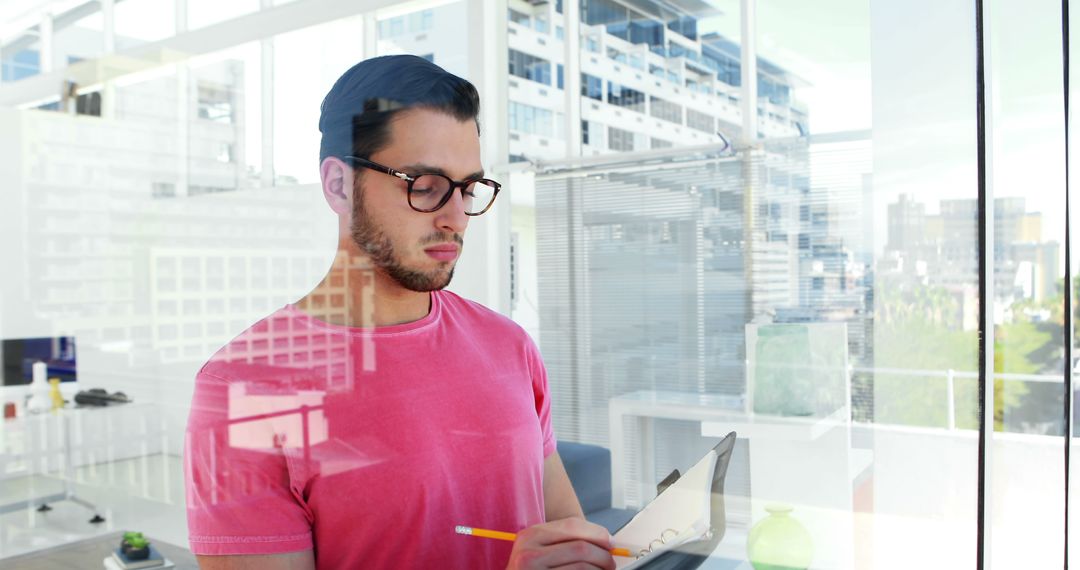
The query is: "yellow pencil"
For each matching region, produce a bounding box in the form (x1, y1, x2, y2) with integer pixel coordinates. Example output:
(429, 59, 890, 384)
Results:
(454, 525, 633, 558)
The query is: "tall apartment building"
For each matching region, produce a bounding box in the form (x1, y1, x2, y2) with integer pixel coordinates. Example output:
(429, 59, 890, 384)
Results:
(885, 194, 1060, 304)
(384, 0, 871, 451)
(376, 0, 807, 160)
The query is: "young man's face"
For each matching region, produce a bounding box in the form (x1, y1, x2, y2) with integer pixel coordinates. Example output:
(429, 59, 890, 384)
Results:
(350, 107, 483, 292)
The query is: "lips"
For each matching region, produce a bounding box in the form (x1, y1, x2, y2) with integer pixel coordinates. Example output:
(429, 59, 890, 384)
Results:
(424, 244, 459, 262)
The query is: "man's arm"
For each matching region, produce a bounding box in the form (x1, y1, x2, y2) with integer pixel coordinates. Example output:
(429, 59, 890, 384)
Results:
(542, 451, 585, 521)
(501, 451, 615, 569)
(196, 551, 315, 570)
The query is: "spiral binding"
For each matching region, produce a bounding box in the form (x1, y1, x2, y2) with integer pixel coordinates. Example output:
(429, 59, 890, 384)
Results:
(635, 528, 680, 559)
(633, 527, 716, 559)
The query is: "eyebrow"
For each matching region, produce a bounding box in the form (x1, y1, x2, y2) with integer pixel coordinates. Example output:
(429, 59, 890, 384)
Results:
(399, 163, 485, 181)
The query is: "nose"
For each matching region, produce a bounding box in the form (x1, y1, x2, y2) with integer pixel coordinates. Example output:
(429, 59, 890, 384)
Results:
(434, 188, 469, 234)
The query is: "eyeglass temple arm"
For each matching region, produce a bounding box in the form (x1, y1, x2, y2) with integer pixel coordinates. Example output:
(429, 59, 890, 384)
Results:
(345, 156, 414, 182)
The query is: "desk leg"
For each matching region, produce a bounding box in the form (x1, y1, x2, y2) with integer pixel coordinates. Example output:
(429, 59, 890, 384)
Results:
(639, 416, 655, 507)
(609, 406, 659, 510)
(609, 401, 625, 509)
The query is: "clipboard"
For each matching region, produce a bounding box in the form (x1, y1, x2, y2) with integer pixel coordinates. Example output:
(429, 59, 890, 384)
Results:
(612, 431, 737, 570)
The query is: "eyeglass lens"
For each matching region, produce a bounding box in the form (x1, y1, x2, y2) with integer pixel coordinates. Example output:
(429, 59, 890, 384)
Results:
(409, 175, 497, 214)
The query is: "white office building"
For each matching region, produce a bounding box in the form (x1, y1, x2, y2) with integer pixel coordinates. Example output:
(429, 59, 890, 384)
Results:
(377, 0, 806, 162)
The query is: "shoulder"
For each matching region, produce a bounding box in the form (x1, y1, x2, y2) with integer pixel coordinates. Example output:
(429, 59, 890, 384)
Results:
(197, 307, 294, 382)
(437, 290, 535, 346)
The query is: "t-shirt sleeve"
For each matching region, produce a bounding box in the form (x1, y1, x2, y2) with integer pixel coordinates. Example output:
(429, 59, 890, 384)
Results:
(184, 370, 314, 556)
(526, 340, 557, 458)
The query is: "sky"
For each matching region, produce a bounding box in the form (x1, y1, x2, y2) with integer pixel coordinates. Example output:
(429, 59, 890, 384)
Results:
(699, 0, 1070, 269)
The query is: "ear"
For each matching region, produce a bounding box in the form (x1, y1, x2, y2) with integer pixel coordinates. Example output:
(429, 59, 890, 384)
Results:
(320, 156, 354, 215)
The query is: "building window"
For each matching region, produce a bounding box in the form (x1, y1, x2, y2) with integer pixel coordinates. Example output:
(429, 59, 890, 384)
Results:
(584, 0, 628, 25)
(535, 14, 550, 34)
(607, 82, 645, 113)
(557, 64, 564, 90)
(650, 137, 673, 149)
(606, 46, 627, 64)
(152, 182, 176, 199)
(667, 16, 698, 41)
(197, 84, 233, 123)
(216, 143, 234, 164)
(1, 48, 40, 81)
(509, 8, 530, 27)
(509, 49, 552, 85)
(509, 102, 554, 137)
(608, 126, 635, 152)
(75, 92, 102, 117)
(407, 12, 424, 33)
(650, 96, 682, 124)
(378, 16, 405, 37)
(687, 109, 715, 134)
(582, 120, 590, 145)
(582, 73, 603, 101)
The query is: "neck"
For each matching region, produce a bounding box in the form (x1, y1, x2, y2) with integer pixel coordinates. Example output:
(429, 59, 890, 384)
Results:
(296, 241, 432, 327)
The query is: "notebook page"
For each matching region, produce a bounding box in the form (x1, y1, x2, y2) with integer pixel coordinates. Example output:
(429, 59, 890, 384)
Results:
(612, 449, 718, 568)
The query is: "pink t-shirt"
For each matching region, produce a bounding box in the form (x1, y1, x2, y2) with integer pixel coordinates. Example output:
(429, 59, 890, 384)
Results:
(184, 290, 556, 568)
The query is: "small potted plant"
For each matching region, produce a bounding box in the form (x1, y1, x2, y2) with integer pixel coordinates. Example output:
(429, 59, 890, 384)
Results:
(120, 531, 151, 560)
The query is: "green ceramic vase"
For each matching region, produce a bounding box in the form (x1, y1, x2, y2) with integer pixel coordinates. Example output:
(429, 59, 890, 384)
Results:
(747, 504, 814, 570)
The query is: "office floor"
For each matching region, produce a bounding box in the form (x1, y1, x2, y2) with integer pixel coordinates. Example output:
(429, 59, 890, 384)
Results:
(0, 455, 188, 561)
(0, 454, 753, 569)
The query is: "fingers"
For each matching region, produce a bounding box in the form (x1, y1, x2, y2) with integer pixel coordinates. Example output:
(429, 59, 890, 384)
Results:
(508, 518, 619, 570)
(521, 517, 613, 550)
(536, 540, 616, 570)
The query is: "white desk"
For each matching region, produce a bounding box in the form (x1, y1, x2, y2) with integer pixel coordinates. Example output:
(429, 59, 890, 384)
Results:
(0, 402, 166, 518)
(608, 390, 848, 509)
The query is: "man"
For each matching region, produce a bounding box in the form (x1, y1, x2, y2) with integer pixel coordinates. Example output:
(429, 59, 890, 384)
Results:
(184, 55, 617, 569)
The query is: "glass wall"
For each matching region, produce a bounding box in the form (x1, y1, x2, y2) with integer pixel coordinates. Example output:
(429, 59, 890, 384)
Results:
(1070, 1, 1080, 567)
(0, 0, 1076, 567)
(987, 1, 1067, 567)
(519, 0, 1067, 567)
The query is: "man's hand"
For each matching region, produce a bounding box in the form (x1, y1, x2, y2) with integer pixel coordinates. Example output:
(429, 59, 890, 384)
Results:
(506, 517, 617, 570)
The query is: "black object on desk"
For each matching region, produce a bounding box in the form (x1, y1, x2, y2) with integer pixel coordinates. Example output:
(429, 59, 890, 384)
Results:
(75, 388, 131, 406)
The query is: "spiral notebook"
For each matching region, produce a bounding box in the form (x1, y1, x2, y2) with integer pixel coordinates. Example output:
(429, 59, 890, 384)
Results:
(612, 431, 736, 570)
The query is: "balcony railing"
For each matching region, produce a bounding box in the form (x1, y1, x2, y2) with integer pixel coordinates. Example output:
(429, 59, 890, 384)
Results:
(852, 366, 1067, 431)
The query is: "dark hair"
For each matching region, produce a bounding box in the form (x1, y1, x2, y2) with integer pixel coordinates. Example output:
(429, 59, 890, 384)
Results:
(319, 55, 481, 164)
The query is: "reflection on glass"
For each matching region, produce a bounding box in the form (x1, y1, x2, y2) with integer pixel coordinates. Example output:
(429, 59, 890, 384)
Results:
(1071, 0, 1080, 563)
(985, 1, 1068, 568)
(0, 0, 1072, 566)
(273, 17, 367, 185)
(186, 0, 259, 31)
(1, 34, 42, 82)
(115, 0, 175, 44)
(515, 0, 990, 568)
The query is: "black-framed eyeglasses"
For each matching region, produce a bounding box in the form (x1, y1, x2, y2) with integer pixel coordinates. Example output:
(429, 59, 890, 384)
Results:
(344, 156, 501, 216)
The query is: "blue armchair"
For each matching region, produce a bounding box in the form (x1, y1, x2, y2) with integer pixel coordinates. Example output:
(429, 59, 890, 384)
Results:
(556, 441, 638, 533)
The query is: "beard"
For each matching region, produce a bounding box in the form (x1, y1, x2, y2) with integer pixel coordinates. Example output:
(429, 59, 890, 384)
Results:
(349, 188, 462, 292)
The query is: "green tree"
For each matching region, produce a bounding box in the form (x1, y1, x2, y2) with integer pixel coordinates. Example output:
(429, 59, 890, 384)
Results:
(873, 281, 1050, 430)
